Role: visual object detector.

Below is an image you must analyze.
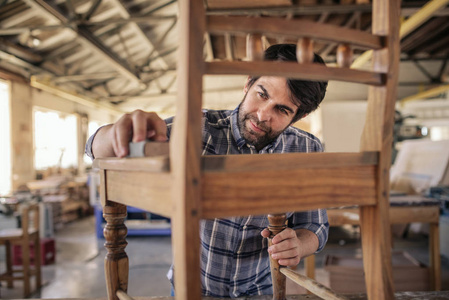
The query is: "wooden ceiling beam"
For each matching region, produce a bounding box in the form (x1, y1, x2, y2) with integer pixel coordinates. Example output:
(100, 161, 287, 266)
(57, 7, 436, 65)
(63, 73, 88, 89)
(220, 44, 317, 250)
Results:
(352, 0, 449, 68)
(400, 17, 449, 52)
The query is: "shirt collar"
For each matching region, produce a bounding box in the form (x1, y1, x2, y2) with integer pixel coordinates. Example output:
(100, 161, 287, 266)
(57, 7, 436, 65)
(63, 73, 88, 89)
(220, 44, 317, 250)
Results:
(230, 104, 284, 152)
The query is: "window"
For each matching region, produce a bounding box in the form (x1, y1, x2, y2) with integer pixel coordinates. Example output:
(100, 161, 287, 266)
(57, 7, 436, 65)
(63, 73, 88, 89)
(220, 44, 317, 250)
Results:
(34, 109, 78, 170)
(0, 80, 11, 195)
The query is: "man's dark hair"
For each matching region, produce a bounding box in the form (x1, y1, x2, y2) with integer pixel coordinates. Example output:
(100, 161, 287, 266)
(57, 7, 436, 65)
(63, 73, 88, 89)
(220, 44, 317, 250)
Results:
(246, 44, 328, 123)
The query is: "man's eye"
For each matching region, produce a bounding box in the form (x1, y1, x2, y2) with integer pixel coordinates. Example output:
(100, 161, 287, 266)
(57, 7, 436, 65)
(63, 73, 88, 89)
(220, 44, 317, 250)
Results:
(258, 92, 267, 99)
(279, 108, 289, 115)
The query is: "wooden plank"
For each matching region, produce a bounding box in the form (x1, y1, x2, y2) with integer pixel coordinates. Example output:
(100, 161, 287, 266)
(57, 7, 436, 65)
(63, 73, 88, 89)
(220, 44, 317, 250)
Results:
(327, 206, 440, 226)
(9, 292, 449, 300)
(281, 268, 349, 300)
(96, 149, 377, 173)
(93, 157, 169, 172)
(203, 152, 378, 172)
(205, 61, 384, 86)
(201, 165, 377, 219)
(170, 0, 205, 299)
(358, 0, 400, 298)
(207, 15, 384, 50)
(105, 170, 172, 218)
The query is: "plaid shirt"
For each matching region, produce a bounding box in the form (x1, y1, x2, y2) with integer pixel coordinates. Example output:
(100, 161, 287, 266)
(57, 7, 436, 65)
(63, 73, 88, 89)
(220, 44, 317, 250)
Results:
(165, 106, 329, 297)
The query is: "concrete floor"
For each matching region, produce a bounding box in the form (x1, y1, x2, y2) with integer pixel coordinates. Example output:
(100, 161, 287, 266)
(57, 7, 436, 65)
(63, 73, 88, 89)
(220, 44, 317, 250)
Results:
(0, 216, 448, 299)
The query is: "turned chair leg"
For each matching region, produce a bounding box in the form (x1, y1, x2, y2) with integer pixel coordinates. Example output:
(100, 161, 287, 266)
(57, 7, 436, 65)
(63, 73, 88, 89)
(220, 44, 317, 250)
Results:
(268, 213, 287, 300)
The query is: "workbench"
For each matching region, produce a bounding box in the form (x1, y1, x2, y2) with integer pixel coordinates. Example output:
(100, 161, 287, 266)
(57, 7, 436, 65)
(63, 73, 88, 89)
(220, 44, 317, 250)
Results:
(312, 195, 441, 291)
(10, 291, 449, 300)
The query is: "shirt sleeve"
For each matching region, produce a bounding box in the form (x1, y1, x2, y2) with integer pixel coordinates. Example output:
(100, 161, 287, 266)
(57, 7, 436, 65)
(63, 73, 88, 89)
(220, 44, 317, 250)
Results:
(288, 208, 329, 253)
(84, 125, 108, 160)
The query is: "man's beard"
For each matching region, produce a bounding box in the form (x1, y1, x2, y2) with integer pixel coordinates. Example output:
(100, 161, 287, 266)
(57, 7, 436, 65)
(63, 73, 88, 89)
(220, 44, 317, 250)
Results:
(237, 103, 286, 151)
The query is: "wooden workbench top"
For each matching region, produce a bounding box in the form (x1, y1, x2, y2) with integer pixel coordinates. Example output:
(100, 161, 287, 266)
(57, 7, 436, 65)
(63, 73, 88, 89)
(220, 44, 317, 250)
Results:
(13, 291, 449, 300)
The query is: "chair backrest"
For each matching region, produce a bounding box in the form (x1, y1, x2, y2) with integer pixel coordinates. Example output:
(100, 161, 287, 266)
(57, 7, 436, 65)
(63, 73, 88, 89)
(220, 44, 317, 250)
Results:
(95, 0, 400, 299)
(20, 203, 40, 237)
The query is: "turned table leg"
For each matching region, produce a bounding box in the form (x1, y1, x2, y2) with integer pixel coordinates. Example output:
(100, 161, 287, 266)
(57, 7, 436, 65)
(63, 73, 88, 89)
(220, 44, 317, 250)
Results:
(104, 202, 128, 300)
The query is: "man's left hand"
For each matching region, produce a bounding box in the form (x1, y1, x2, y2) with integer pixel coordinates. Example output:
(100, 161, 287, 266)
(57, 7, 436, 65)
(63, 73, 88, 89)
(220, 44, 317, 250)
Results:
(261, 228, 301, 267)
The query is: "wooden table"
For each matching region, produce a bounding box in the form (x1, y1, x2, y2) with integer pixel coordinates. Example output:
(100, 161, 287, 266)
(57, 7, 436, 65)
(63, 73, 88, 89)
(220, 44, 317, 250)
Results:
(305, 195, 441, 291)
(9, 291, 449, 300)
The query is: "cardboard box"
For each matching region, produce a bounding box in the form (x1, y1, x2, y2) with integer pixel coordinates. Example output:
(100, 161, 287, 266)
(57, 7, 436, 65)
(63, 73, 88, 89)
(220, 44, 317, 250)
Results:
(324, 251, 429, 293)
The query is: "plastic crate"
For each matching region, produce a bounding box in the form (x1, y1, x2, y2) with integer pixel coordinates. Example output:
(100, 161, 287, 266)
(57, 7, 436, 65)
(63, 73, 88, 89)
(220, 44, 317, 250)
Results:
(12, 238, 56, 266)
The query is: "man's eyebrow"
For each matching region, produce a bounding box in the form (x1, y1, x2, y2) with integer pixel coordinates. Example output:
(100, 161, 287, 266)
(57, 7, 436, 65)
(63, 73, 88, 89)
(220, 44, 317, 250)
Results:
(257, 85, 270, 99)
(277, 104, 295, 114)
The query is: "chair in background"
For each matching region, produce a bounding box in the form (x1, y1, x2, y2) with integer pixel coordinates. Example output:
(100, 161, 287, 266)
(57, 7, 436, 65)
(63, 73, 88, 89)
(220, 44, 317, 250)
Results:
(0, 203, 42, 298)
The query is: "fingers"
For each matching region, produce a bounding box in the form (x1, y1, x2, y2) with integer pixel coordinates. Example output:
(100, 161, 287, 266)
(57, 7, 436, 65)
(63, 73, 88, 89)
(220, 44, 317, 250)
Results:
(112, 110, 168, 158)
(269, 248, 300, 266)
(265, 228, 301, 267)
(271, 228, 296, 244)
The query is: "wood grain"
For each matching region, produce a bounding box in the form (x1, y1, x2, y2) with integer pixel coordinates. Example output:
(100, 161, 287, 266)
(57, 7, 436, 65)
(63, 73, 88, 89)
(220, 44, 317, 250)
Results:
(116, 290, 134, 300)
(103, 202, 128, 300)
(202, 152, 378, 172)
(207, 15, 384, 50)
(94, 156, 169, 172)
(268, 214, 287, 300)
(202, 165, 377, 219)
(170, 0, 205, 299)
(358, 0, 401, 298)
(205, 61, 384, 86)
(281, 268, 349, 300)
(327, 206, 440, 225)
(9, 292, 449, 300)
(105, 170, 172, 218)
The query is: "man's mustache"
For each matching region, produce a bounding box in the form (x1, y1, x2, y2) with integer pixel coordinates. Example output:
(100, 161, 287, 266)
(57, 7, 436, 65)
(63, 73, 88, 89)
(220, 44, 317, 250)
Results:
(246, 114, 270, 133)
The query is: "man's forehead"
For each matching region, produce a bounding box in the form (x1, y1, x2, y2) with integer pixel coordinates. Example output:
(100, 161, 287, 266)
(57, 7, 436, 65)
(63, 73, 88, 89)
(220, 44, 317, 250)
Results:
(255, 77, 299, 109)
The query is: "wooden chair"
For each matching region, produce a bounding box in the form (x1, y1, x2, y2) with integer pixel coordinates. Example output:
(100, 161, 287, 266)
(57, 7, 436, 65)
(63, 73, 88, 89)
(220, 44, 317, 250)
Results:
(94, 0, 400, 299)
(0, 203, 42, 298)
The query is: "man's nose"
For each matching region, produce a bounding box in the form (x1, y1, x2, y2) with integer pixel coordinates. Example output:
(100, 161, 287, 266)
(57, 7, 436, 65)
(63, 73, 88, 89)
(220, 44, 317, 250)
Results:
(257, 104, 271, 122)
(257, 103, 271, 122)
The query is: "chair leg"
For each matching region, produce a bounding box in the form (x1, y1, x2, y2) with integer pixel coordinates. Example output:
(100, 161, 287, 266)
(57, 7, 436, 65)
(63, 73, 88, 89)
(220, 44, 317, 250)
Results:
(5, 241, 13, 288)
(103, 202, 129, 300)
(34, 235, 42, 290)
(268, 214, 287, 300)
(22, 239, 31, 298)
(360, 206, 394, 300)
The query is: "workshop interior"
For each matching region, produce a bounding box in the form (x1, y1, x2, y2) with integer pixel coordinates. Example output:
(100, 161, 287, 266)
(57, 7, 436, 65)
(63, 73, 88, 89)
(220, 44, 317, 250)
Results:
(0, 0, 449, 300)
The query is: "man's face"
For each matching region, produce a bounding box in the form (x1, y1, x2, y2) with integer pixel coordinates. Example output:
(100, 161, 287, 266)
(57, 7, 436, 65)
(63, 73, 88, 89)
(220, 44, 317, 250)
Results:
(238, 76, 299, 150)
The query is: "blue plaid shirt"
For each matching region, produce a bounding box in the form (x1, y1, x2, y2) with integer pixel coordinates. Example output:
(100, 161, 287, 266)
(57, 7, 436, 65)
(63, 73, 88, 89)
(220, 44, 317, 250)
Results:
(165, 106, 329, 297)
(85, 105, 329, 297)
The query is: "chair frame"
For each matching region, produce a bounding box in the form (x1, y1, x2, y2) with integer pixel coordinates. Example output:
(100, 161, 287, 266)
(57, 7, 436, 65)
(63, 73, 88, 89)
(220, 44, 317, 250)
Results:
(0, 203, 42, 298)
(95, 0, 400, 299)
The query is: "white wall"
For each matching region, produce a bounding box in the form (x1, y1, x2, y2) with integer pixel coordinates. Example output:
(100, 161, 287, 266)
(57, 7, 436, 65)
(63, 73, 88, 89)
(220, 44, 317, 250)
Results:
(321, 101, 367, 152)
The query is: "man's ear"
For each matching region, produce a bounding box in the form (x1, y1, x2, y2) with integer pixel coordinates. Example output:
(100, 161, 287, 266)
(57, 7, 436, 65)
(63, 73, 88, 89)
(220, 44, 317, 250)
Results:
(243, 76, 251, 93)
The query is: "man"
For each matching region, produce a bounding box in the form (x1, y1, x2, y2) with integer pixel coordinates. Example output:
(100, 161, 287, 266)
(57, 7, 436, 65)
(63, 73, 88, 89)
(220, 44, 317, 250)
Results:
(86, 44, 329, 297)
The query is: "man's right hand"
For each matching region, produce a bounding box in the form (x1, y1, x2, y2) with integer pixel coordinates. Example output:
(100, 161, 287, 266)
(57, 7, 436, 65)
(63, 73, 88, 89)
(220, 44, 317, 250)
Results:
(92, 110, 168, 158)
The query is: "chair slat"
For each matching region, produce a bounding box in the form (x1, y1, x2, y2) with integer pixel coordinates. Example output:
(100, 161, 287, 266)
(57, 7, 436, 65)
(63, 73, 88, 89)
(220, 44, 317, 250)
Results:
(205, 61, 385, 86)
(104, 170, 172, 218)
(202, 164, 377, 219)
(207, 15, 384, 50)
